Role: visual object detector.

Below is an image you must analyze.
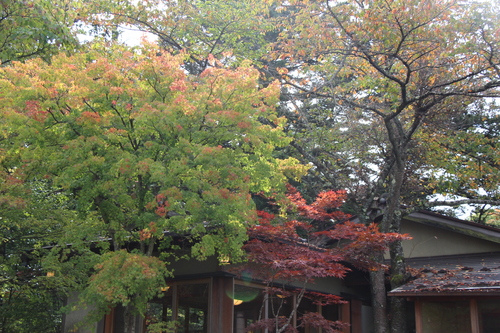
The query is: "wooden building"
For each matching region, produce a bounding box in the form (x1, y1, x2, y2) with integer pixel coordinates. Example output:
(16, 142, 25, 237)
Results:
(63, 246, 374, 333)
(63, 211, 500, 333)
(390, 211, 500, 333)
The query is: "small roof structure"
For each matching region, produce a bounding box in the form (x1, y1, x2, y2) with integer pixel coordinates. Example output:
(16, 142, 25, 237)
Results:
(389, 252, 500, 297)
(389, 211, 500, 297)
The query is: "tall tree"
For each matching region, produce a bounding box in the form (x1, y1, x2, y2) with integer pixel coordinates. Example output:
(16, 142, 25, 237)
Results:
(269, 0, 500, 331)
(0, 42, 304, 332)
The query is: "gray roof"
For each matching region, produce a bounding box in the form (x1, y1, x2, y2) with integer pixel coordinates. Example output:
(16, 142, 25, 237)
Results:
(389, 252, 500, 296)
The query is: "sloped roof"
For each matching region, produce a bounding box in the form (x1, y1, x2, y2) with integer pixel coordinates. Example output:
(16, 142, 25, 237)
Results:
(405, 210, 500, 244)
(389, 252, 500, 296)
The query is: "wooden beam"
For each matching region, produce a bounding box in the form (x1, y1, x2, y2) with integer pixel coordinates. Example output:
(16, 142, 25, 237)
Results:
(350, 299, 362, 333)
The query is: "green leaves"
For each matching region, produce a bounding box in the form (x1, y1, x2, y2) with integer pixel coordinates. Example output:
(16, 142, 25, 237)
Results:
(81, 0, 275, 72)
(0, 0, 79, 65)
(0, 40, 304, 326)
(80, 250, 171, 319)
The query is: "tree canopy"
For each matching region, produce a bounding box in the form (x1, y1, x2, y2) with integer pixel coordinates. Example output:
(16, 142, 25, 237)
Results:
(2, 0, 500, 332)
(0, 0, 79, 65)
(0, 41, 304, 331)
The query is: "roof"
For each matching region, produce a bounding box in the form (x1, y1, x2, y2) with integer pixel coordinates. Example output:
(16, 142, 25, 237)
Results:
(389, 252, 500, 297)
(405, 211, 500, 244)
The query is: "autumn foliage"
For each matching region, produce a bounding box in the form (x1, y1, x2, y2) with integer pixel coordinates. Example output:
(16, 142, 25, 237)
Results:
(237, 186, 409, 332)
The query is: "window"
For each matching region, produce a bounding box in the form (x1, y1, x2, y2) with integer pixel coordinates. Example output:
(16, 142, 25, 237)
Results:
(478, 300, 500, 333)
(233, 285, 265, 333)
(420, 301, 471, 333)
(145, 281, 210, 333)
(233, 283, 340, 333)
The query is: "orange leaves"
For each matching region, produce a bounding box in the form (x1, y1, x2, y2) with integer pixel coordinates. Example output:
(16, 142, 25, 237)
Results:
(76, 111, 101, 124)
(169, 79, 188, 92)
(139, 222, 158, 241)
(287, 185, 350, 222)
(24, 100, 47, 122)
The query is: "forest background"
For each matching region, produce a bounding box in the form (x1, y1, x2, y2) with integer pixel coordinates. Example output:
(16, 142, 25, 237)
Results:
(1, 0, 500, 332)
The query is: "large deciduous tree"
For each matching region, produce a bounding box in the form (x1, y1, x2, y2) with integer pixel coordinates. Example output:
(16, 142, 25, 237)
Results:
(270, 0, 500, 331)
(0, 42, 304, 332)
(78, 0, 275, 74)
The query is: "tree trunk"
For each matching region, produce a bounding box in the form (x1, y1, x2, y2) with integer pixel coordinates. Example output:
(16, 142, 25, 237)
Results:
(389, 240, 408, 333)
(386, 177, 408, 331)
(124, 304, 137, 333)
(376, 124, 409, 333)
(369, 263, 389, 333)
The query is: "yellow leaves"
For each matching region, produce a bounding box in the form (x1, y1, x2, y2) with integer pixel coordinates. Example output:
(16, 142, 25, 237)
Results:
(278, 158, 310, 181)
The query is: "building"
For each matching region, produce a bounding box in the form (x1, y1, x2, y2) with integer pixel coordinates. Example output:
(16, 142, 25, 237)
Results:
(389, 211, 500, 333)
(63, 211, 500, 333)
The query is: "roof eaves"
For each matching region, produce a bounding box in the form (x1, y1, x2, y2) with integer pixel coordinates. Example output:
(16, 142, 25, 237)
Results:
(405, 211, 500, 244)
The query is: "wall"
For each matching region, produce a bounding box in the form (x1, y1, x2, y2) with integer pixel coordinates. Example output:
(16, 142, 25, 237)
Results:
(400, 220, 500, 258)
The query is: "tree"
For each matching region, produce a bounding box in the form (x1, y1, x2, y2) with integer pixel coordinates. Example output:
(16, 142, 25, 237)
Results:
(267, 0, 500, 331)
(0, 41, 304, 332)
(77, 0, 276, 75)
(0, 178, 75, 333)
(415, 98, 500, 215)
(235, 187, 407, 333)
(0, 0, 79, 65)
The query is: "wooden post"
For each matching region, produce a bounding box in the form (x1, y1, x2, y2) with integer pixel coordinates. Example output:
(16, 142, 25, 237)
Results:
(341, 301, 351, 333)
(414, 300, 422, 333)
(350, 299, 362, 333)
(209, 276, 234, 333)
(103, 308, 115, 333)
(470, 299, 480, 333)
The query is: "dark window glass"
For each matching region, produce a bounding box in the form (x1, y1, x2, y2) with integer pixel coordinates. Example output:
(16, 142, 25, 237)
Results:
(421, 301, 471, 333)
(478, 299, 500, 333)
(297, 297, 319, 333)
(145, 283, 209, 333)
(177, 283, 209, 333)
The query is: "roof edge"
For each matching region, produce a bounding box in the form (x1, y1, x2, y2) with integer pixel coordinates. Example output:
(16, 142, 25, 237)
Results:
(405, 211, 500, 244)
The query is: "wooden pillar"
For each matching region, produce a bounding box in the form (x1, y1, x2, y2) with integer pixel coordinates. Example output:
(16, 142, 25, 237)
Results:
(341, 301, 351, 333)
(350, 299, 362, 333)
(415, 300, 422, 333)
(210, 276, 234, 333)
(103, 309, 115, 333)
(470, 299, 480, 333)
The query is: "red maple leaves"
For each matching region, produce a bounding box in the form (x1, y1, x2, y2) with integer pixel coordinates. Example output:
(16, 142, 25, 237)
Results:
(235, 186, 409, 332)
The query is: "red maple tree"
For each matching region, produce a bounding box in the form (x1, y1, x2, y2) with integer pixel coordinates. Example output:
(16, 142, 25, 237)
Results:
(236, 186, 408, 333)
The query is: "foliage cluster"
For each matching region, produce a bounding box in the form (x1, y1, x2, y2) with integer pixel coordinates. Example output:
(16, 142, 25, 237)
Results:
(1, 0, 500, 332)
(235, 187, 408, 333)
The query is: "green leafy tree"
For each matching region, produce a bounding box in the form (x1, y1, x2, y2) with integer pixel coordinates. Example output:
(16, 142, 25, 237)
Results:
(0, 178, 77, 333)
(0, 42, 304, 332)
(415, 99, 500, 213)
(0, 0, 79, 65)
(78, 0, 276, 74)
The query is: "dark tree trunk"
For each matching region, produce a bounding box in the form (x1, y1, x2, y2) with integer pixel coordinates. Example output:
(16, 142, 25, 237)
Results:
(389, 240, 408, 333)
